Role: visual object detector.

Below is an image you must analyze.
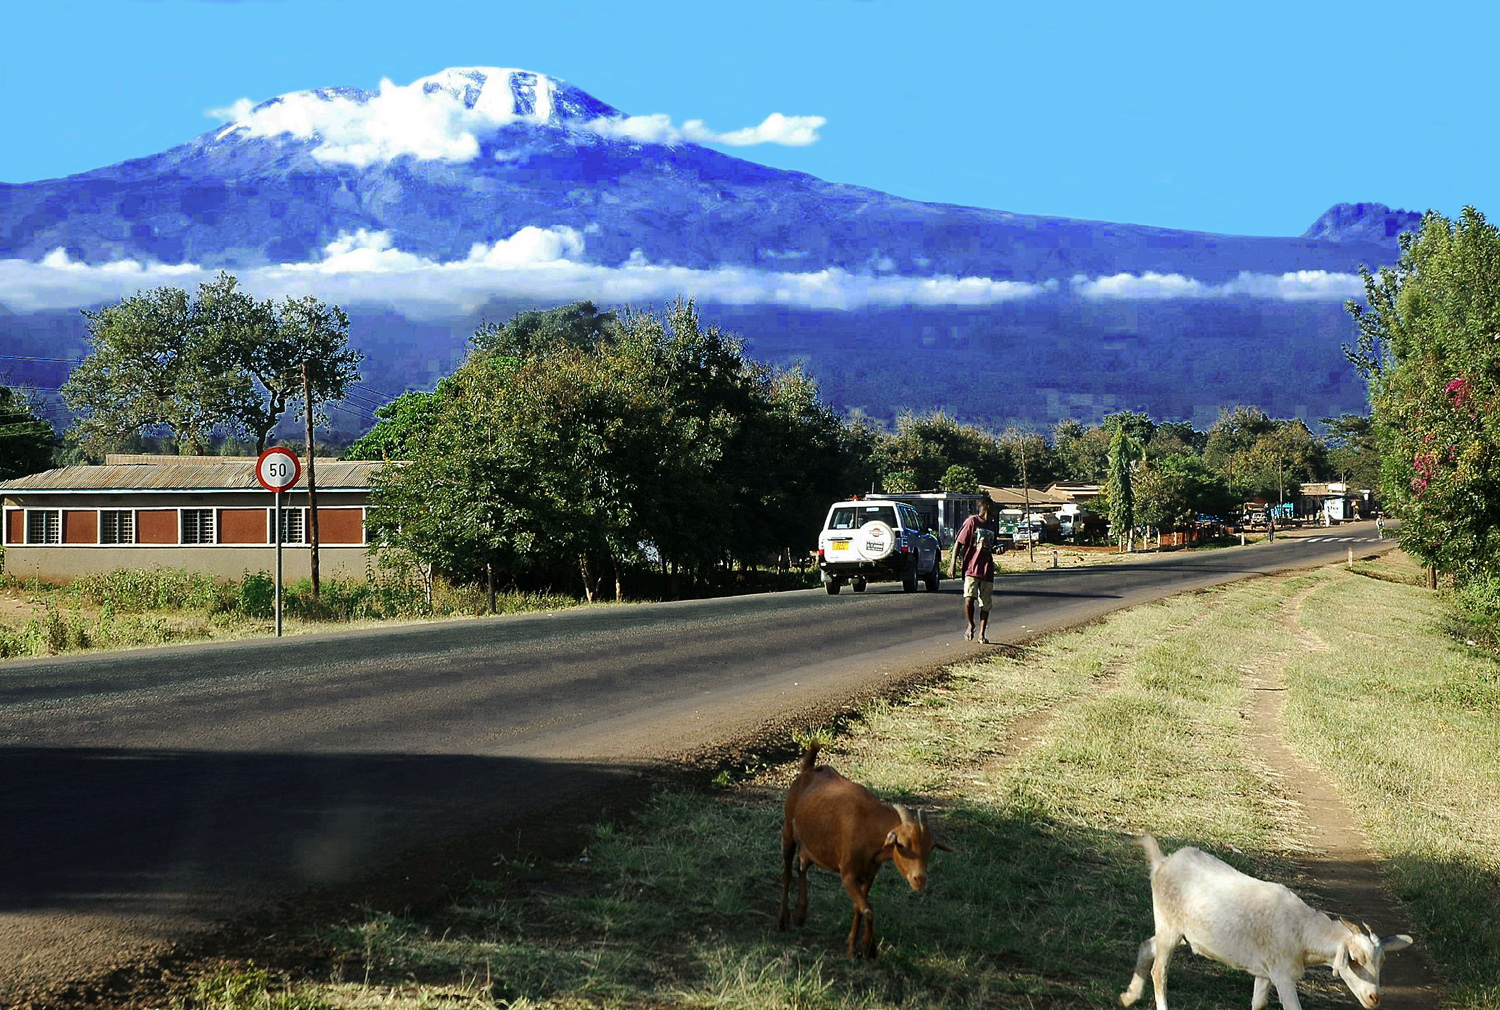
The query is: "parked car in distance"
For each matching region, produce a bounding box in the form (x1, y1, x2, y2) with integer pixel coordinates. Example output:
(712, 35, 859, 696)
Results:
(817, 499, 942, 594)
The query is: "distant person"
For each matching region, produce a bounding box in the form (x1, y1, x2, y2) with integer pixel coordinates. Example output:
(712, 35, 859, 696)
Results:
(948, 496, 999, 643)
(1376, 514, 1386, 538)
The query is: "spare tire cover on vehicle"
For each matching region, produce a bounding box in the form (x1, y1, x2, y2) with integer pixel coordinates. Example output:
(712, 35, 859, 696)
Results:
(855, 521, 895, 561)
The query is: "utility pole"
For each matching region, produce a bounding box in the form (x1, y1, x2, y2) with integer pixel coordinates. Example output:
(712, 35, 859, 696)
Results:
(303, 360, 320, 598)
(1020, 433, 1034, 564)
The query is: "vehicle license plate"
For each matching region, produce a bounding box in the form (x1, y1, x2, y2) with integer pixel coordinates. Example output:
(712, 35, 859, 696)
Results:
(830, 541, 850, 551)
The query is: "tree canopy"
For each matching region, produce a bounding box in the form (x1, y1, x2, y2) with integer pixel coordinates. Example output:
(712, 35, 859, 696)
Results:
(0, 384, 56, 480)
(1346, 207, 1500, 577)
(62, 273, 362, 456)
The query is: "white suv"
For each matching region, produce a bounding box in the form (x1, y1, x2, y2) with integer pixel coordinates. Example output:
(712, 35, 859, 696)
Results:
(817, 499, 942, 595)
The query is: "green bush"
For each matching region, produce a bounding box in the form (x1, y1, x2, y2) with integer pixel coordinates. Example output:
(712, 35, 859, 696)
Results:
(1451, 572, 1500, 651)
(237, 570, 275, 619)
(69, 567, 232, 613)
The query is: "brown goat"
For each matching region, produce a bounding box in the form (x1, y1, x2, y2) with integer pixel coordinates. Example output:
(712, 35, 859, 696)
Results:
(778, 742, 953, 957)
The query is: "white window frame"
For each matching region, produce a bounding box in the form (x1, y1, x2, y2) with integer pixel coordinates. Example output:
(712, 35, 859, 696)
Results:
(181, 508, 217, 545)
(99, 509, 136, 545)
(26, 509, 61, 544)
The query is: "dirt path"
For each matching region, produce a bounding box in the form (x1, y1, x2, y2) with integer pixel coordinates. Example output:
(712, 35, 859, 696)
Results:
(1244, 578, 1445, 1007)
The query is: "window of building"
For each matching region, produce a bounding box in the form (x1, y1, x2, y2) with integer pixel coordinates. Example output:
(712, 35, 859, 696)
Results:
(277, 507, 305, 545)
(100, 510, 136, 544)
(26, 509, 61, 544)
(181, 509, 216, 545)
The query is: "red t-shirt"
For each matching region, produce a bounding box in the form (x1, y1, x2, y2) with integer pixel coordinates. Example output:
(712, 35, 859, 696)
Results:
(956, 514, 999, 581)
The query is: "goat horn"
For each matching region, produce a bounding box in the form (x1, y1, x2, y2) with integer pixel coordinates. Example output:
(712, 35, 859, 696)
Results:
(1339, 917, 1359, 933)
(1362, 921, 1375, 938)
(894, 803, 914, 825)
(917, 807, 927, 827)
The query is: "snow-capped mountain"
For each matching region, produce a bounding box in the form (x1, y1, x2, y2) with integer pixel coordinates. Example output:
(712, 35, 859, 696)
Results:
(0, 67, 1425, 433)
(0, 67, 1407, 279)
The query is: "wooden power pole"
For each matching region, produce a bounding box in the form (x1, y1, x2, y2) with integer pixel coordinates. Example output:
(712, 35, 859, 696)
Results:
(303, 360, 320, 598)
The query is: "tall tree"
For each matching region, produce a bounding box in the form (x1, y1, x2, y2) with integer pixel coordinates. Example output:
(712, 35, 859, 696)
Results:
(62, 275, 362, 457)
(1106, 425, 1137, 549)
(1345, 207, 1500, 577)
(62, 286, 246, 455)
(0, 384, 56, 479)
(206, 277, 364, 452)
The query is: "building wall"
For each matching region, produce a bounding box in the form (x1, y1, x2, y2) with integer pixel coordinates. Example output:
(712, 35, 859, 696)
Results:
(1, 490, 375, 582)
(0, 545, 376, 582)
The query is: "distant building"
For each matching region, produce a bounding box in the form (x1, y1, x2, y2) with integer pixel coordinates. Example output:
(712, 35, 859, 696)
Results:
(1296, 482, 1374, 524)
(1, 454, 384, 582)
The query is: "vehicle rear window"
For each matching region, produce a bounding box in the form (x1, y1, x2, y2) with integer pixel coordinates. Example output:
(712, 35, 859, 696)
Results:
(828, 506, 897, 530)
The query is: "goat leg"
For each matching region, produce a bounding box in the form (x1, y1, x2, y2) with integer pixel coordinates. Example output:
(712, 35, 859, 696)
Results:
(778, 836, 796, 930)
(841, 871, 874, 958)
(1251, 976, 1271, 1010)
(794, 856, 810, 927)
(1269, 975, 1304, 1010)
(1150, 930, 1180, 1010)
(1119, 936, 1155, 1006)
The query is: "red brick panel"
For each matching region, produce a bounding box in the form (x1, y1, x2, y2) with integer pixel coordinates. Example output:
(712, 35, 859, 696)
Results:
(317, 508, 364, 544)
(63, 510, 99, 544)
(4, 509, 21, 545)
(136, 510, 178, 544)
(219, 508, 267, 544)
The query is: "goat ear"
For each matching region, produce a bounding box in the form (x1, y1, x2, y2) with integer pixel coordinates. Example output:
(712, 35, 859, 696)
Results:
(1331, 942, 1349, 974)
(885, 829, 899, 848)
(1380, 934, 1414, 953)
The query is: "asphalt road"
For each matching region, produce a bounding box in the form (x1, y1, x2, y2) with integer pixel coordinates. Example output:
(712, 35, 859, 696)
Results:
(0, 524, 1395, 1002)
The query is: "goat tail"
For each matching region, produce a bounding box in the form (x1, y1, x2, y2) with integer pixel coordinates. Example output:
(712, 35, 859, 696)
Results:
(1138, 834, 1165, 874)
(798, 740, 821, 780)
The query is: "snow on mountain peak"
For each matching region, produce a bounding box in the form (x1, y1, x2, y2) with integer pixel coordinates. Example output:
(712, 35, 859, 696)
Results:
(204, 67, 824, 168)
(205, 67, 624, 168)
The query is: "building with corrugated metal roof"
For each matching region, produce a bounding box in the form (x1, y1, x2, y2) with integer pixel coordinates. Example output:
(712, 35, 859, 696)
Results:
(0, 455, 386, 582)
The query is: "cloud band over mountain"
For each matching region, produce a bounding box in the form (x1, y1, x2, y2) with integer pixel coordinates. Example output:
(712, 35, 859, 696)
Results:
(1, 227, 1368, 318)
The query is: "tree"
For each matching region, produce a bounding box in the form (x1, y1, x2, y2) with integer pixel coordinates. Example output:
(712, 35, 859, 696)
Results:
(1320, 413, 1381, 490)
(470, 300, 616, 360)
(941, 464, 979, 492)
(226, 285, 364, 452)
(0, 384, 56, 479)
(1106, 425, 1137, 549)
(1345, 207, 1500, 578)
(882, 469, 918, 493)
(61, 274, 363, 456)
(1054, 418, 1113, 482)
(62, 286, 244, 455)
(871, 411, 1010, 489)
(1135, 454, 1236, 531)
(344, 390, 444, 461)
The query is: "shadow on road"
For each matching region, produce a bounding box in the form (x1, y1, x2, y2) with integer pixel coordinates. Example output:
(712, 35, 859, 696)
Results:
(0, 746, 645, 915)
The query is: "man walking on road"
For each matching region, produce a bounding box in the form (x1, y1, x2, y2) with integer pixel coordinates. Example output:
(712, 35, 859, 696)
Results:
(949, 495, 1000, 643)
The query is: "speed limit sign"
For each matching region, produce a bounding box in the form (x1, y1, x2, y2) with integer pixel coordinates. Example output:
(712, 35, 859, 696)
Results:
(256, 447, 301, 492)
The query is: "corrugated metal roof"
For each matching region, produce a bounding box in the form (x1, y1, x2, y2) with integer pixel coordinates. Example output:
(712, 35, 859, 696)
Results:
(0, 458, 390, 492)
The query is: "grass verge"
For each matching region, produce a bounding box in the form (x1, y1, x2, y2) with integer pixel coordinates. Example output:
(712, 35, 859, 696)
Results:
(147, 551, 1500, 1009)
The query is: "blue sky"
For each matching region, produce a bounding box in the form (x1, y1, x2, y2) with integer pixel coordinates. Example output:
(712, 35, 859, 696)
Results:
(3, 0, 1492, 238)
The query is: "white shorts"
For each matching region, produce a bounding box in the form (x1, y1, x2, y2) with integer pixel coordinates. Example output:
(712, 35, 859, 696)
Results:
(963, 576, 993, 610)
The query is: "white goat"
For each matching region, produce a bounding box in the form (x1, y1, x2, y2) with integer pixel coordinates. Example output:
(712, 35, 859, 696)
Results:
(1120, 835, 1413, 1010)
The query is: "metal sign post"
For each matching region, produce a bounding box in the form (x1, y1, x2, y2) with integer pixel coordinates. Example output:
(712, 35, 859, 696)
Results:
(256, 448, 301, 637)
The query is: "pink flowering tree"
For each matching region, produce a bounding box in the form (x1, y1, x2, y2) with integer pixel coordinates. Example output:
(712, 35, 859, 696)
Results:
(1345, 207, 1500, 578)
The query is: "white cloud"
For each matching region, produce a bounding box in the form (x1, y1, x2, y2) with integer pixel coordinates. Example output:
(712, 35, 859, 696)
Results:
(3, 230, 1047, 318)
(688, 112, 826, 147)
(582, 112, 826, 148)
(0, 236, 1365, 321)
(1070, 269, 1366, 300)
(207, 70, 827, 167)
